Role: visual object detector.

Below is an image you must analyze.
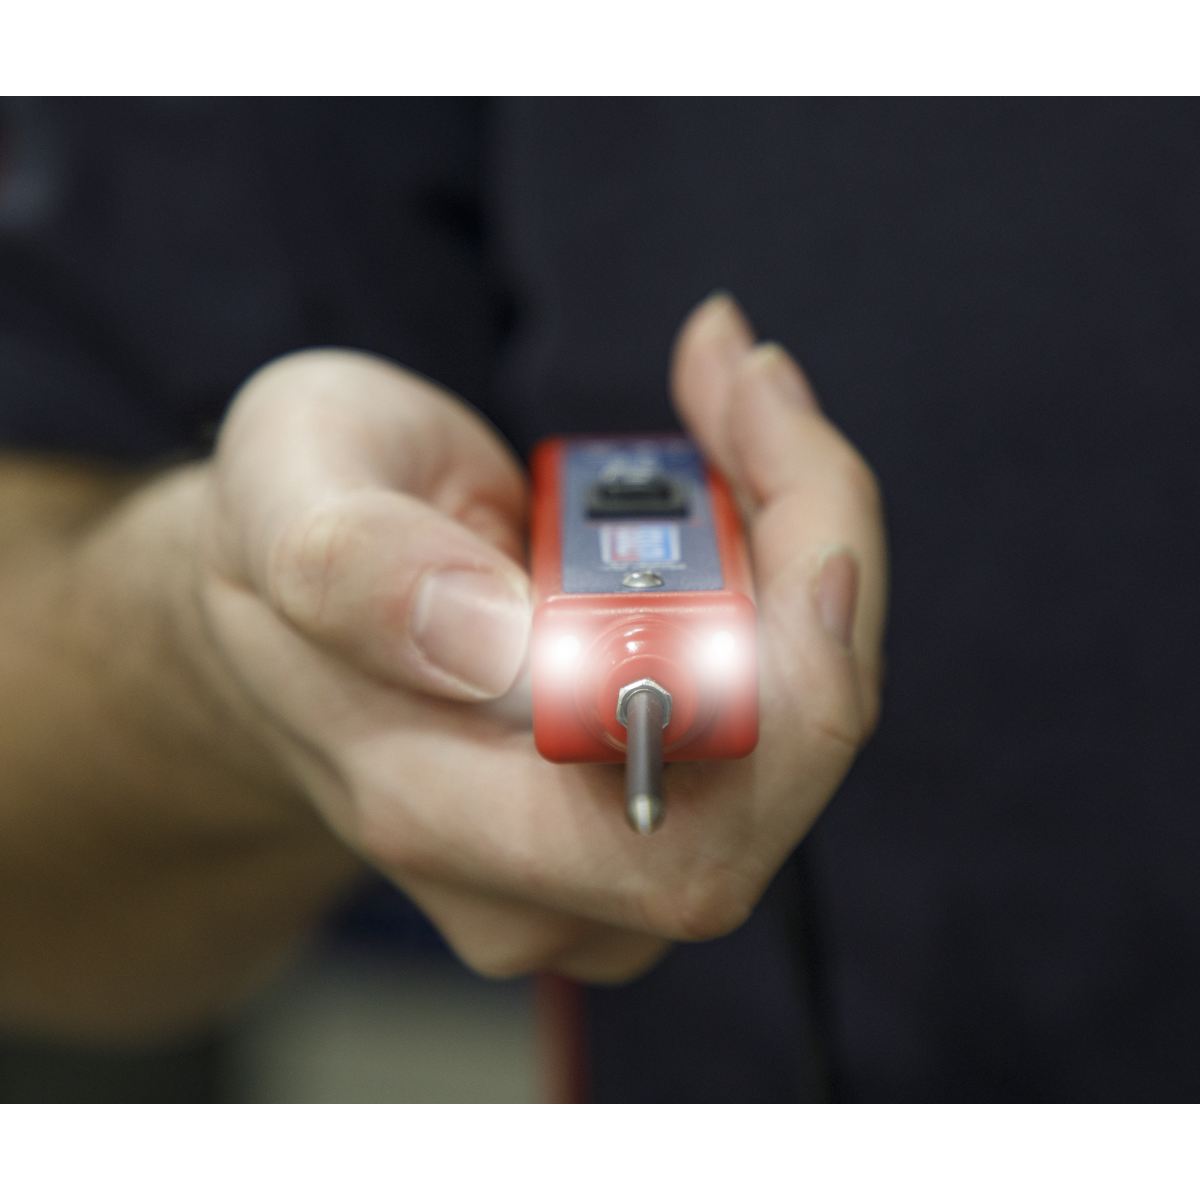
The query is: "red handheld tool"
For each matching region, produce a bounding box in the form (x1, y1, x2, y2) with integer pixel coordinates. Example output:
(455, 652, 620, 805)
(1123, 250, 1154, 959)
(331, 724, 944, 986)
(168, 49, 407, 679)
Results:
(529, 435, 758, 832)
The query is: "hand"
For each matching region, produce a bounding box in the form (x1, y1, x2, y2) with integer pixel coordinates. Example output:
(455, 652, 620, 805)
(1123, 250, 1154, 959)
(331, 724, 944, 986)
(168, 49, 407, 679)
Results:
(199, 294, 886, 981)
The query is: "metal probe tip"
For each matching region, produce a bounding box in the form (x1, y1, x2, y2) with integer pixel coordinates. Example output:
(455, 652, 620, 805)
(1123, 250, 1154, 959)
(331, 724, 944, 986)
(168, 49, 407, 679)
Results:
(621, 684, 668, 834)
(627, 792, 664, 835)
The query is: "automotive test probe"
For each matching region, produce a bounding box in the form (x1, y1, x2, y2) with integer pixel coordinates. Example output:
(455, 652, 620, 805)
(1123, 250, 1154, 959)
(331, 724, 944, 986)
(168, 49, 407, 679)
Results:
(529, 436, 759, 833)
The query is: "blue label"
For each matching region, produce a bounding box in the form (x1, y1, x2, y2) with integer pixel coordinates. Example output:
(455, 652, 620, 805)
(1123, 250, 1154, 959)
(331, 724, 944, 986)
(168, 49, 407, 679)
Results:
(599, 523, 682, 565)
(560, 438, 725, 594)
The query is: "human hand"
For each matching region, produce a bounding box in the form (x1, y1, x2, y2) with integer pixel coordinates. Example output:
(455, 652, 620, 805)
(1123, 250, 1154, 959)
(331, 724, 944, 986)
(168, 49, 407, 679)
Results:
(199, 294, 886, 982)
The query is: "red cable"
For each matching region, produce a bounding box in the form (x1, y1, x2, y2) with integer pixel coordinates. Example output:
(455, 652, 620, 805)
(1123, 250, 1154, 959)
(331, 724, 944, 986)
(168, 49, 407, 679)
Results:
(534, 973, 590, 1103)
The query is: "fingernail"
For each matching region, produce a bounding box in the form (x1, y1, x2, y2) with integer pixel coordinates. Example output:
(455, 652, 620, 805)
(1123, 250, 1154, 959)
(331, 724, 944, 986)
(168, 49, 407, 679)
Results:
(697, 290, 755, 357)
(700, 288, 737, 312)
(411, 568, 531, 698)
(815, 547, 859, 649)
(744, 343, 821, 413)
(699, 289, 739, 317)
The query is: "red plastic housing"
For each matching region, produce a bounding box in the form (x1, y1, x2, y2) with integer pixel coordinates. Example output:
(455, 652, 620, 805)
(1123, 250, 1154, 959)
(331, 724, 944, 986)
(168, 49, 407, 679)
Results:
(530, 436, 759, 764)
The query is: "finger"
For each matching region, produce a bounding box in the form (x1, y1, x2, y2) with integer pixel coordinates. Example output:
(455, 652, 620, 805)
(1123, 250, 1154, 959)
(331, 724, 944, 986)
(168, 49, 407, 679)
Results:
(271, 489, 531, 700)
(208, 349, 532, 701)
(673, 307, 885, 696)
(394, 872, 671, 983)
(668, 292, 756, 490)
(728, 345, 887, 691)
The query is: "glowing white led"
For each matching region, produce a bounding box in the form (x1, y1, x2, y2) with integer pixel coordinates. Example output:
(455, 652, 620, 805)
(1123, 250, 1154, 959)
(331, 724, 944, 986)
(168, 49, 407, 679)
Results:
(553, 634, 582, 664)
(709, 630, 737, 668)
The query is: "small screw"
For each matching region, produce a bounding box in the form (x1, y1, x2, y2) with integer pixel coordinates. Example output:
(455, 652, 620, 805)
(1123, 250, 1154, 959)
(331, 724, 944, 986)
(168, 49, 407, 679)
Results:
(622, 570, 664, 589)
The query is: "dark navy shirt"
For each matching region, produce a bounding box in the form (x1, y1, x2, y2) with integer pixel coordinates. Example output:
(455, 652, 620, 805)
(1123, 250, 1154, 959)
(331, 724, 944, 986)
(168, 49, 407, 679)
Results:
(2, 98, 1199, 1100)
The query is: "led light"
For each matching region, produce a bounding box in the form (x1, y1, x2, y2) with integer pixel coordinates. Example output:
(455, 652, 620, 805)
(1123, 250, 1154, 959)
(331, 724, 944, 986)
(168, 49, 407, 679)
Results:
(709, 630, 737, 668)
(553, 634, 582, 665)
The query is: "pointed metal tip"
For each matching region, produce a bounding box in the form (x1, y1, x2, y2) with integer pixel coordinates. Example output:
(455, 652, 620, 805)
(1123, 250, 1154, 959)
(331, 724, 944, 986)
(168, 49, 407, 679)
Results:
(627, 792, 664, 834)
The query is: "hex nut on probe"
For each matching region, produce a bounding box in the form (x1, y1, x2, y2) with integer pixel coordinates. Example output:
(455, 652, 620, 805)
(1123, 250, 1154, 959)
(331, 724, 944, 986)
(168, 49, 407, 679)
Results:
(616, 678, 673, 729)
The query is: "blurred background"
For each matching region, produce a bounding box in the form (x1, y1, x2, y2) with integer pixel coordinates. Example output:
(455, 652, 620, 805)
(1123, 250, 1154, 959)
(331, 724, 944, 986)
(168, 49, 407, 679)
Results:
(225, 883, 541, 1104)
(0, 881, 542, 1103)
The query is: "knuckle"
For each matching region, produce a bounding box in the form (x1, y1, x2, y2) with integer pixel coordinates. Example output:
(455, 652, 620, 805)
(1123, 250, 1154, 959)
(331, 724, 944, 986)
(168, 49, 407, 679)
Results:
(809, 709, 870, 762)
(838, 449, 883, 518)
(796, 656, 876, 759)
(654, 868, 759, 943)
(447, 926, 577, 981)
(557, 936, 672, 985)
(859, 665, 884, 738)
(267, 501, 355, 628)
(452, 944, 534, 980)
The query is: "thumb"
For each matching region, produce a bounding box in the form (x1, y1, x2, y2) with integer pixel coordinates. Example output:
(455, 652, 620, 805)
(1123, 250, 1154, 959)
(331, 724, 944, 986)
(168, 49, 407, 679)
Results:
(209, 349, 532, 701)
(268, 489, 531, 700)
